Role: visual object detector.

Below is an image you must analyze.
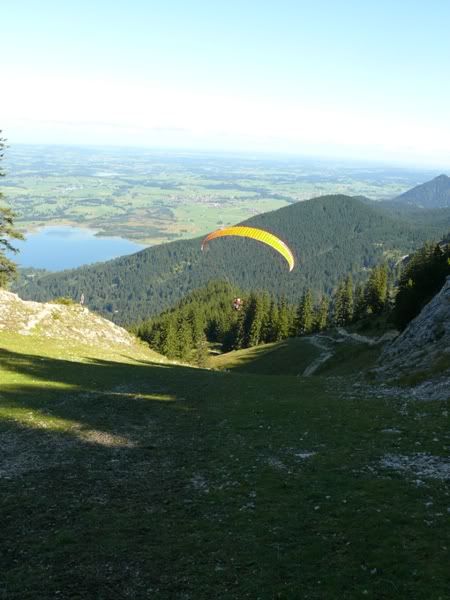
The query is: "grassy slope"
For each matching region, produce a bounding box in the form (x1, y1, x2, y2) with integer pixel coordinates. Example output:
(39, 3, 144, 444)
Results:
(1, 332, 449, 599)
(212, 337, 322, 376)
(211, 335, 382, 379)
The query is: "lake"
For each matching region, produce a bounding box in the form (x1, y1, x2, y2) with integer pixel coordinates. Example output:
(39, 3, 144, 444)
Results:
(12, 226, 146, 271)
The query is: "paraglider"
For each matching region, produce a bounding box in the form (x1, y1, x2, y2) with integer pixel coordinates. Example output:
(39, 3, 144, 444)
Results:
(232, 297, 244, 311)
(201, 226, 295, 272)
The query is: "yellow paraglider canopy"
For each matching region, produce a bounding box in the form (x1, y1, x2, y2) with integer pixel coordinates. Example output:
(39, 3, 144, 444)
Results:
(201, 226, 295, 272)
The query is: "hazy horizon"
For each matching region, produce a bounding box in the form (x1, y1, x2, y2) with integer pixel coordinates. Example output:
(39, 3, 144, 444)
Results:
(5, 142, 447, 174)
(3, 1, 450, 169)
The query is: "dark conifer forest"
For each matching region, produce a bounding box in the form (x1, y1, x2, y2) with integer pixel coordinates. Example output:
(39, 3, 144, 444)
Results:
(133, 238, 449, 362)
(392, 239, 450, 330)
(15, 195, 450, 325)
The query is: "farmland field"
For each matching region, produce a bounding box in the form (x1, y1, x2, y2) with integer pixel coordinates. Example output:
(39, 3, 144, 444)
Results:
(1, 145, 439, 245)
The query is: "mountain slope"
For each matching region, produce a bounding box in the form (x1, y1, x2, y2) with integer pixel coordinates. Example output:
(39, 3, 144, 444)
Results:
(2, 305, 450, 598)
(16, 194, 443, 324)
(392, 174, 450, 208)
(0, 289, 165, 362)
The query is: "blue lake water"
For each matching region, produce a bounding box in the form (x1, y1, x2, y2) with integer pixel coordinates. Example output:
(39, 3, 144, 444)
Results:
(12, 226, 146, 271)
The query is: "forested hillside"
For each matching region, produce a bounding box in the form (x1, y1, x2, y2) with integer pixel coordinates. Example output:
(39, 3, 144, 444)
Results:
(16, 194, 447, 324)
(376, 203, 450, 231)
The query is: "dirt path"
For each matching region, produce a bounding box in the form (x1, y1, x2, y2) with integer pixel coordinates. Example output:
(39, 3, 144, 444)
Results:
(301, 336, 334, 376)
(336, 327, 378, 346)
(301, 327, 395, 377)
(19, 304, 55, 335)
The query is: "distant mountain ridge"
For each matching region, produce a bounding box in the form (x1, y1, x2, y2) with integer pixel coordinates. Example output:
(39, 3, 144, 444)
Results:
(16, 194, 445, 324)
(392, 174, 450, 208)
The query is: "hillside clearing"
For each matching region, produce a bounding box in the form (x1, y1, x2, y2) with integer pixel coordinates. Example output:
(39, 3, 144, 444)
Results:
(1, 331, 449, 598)
(211, 337, 322, 375)
(211, 329, 384, 378)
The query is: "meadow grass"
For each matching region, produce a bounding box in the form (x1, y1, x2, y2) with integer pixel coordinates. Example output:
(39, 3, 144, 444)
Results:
(0, 332, 449, 599)
(315, 342, 381, 378)
(212, 338, 322, 376)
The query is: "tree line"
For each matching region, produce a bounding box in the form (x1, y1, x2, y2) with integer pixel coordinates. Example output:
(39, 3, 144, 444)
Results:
(133, 238, 449, 363)
(132, 260, 397, 362)
(392, 239, 450, 330)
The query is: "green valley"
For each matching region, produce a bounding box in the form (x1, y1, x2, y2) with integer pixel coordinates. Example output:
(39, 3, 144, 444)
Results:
(2, 145, 439, 245)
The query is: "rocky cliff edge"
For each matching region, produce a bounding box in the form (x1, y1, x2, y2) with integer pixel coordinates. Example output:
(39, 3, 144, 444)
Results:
(378, 276, 450, 384)
(0, 290, 134, 348)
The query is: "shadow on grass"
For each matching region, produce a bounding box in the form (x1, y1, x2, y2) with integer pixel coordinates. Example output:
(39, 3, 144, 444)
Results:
(2, 347, 446, 599)
(0, 342, 335, 599)
(0, 345, 242, 597)
(0, 346, 213, 390)
(0, 346, 222, 443)
(0, 348, 195, 589)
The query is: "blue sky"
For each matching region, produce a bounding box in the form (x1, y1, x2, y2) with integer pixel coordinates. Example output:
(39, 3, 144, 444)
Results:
(3, 0, 450, 166)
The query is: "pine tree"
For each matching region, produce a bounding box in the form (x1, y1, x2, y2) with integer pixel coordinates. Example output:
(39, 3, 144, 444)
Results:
(229, 310, 246, 350)
(161, 317, 178, 358)
(247, 294, 264, 347)
(189, 307, 205, 345)
(365, 264, 388, 314)
(258, 292, 271, 343)
(209, 311, 231, 344)
(194, 332, 209, 367)
(260, 296, 274, 343)
(344, 275, 354, 323)
(295, 288, 314, 335)
(177, 316, 193, 360)
(333, 276, 353, 326)
(315, 295, 329, 331)
(240, 293, 256, 347)
(265, 300, 280, 343)
(333, 280, 346, 326)
(0, 133, 24, 287)
(277, 297, 291, 340)
(353, 283, 366, 321)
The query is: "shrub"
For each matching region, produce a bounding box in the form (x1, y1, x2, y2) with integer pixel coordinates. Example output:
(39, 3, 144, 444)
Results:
(53, 296, 76, 306)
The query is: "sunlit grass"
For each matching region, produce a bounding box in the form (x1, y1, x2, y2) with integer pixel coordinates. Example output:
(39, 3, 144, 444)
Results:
(0, 405, 77, 431)
(212, 337, 321, 375)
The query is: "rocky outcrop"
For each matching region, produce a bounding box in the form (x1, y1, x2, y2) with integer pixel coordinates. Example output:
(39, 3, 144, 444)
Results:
(379, 276, 450, 378)
(0, 289, 134, 348)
